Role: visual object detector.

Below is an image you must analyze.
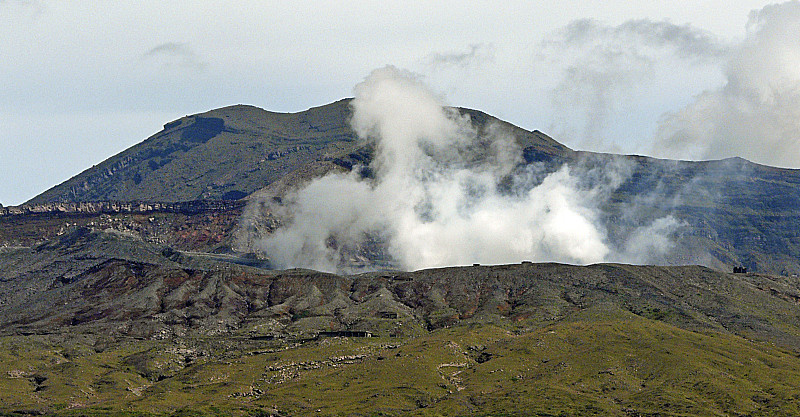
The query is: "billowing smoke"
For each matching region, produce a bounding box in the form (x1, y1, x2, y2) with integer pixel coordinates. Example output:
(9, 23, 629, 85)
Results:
(253, 66, 679, 273)
(652, 1, 800, 168)
(540, 18, 727, 153)
(422, 43, 496, 69)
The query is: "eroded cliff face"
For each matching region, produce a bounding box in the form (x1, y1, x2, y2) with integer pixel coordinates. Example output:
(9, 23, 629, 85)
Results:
(0, 200, 252, 252)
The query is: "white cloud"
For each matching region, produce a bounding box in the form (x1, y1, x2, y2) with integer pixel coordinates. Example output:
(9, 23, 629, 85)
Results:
(422, 44, 496, 69)
(539, 18, 728, 152)
(652, 1, 800, 168)
(141, 42, 206, 70)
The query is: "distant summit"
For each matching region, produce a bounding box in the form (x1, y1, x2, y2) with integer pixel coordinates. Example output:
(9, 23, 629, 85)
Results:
(29, 100, 354, 203)
(28, 99, 568, 204)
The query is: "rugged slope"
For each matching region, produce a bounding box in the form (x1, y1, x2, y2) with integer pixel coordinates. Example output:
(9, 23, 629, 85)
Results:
(28, 100, 358, 203)
(4, 228, 800, 347)
(0, 201, 249, 253)
(7, 99, 800, 415)
(4, 313, 800, 416)
(242, 150, 800, 276)
(596, 154, 800, 275)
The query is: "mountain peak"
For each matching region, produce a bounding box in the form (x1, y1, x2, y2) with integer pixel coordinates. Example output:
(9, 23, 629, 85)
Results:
(27, 100, 568, 204)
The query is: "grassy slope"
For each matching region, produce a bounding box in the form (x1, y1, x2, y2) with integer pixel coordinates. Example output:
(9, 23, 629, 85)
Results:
(3, 305, 800, 416)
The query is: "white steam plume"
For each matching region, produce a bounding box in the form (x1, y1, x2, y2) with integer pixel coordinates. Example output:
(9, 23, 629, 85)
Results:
(256, 66, 678, 273)
(652, 1, 800, 168)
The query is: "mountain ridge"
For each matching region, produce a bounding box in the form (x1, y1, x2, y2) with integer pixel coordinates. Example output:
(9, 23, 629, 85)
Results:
(27, 99, 569, 205)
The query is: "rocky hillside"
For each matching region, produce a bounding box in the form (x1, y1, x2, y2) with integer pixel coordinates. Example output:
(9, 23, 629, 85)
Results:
(7, 98, 800, 275)
(240, 150, 800, 276)
(0, 200, 250, 253)
(597, 154, 800, 275)
(3, 227, 800, 346)
(28, 100, 358, 203)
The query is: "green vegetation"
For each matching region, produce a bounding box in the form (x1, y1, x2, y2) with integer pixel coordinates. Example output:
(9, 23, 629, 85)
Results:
(3, 304, 800, 416)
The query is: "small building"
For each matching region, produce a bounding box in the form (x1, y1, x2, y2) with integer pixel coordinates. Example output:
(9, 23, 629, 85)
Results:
(733, 266, 748, 274)
(318, 330, 373, 338)
(378, 311, 399, 319)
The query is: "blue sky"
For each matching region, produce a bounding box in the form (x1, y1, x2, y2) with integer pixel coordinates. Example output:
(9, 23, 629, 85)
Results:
(1, 0, 794, 205)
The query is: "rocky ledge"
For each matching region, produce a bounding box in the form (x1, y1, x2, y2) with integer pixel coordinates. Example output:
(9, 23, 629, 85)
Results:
(0, 199, 246, 217)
